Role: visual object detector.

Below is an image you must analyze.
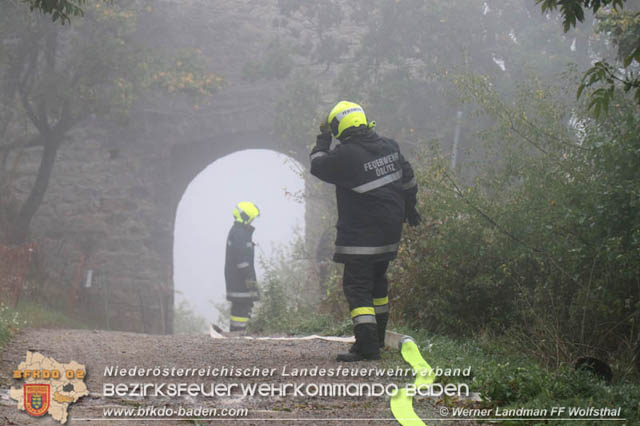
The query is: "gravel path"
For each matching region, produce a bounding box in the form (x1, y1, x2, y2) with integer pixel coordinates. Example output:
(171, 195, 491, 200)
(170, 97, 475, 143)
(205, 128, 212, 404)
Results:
(0, 329, 449, 425)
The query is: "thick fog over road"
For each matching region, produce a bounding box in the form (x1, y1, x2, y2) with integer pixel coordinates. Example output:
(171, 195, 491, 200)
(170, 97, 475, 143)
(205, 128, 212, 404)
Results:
(173, 150, 304, 328)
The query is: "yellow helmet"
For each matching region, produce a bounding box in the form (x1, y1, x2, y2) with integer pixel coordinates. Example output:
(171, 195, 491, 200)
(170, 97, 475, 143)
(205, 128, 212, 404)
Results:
(233, 201, 260, 224)
(328, 101, 368, 138)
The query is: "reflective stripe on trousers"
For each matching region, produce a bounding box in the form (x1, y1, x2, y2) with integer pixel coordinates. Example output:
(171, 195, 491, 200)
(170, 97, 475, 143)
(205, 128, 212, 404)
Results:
(230, 315, 248, 328)
(351, 307, 376, 325)
(374, 296, 389, 314)
(335, 243, 399, 256)
(227, 291, 259, 298)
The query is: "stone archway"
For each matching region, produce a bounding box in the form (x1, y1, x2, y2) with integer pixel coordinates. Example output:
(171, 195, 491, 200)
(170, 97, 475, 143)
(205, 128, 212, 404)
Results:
(19, 0, 322, 334)
(165, 132, 303, 333)
(172, 147, 306, 331)
(26, 80, 309, 334)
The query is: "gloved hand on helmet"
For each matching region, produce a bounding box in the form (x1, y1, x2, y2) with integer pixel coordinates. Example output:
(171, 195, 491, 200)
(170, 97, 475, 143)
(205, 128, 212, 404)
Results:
(315, 118, 332, 151)
(319, 120, 331, 136)
(406, 207, 421, 227)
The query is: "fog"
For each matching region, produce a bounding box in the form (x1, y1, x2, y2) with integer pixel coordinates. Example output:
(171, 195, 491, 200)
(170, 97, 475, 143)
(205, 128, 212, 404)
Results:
(173, 150, 304, 328)
(0, 0, 628, 335)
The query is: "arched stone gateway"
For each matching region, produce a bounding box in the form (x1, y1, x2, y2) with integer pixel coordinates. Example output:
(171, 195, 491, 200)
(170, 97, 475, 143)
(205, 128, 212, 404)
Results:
(13, 0, 318, 333)
(173, 148, 306, 331)
(25, 79, 307, 334)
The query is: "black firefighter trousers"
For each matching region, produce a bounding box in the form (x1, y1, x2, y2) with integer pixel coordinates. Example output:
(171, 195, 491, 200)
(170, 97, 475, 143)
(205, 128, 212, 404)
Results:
(343, 259, 390, 354)
(230, 301, 253, 332)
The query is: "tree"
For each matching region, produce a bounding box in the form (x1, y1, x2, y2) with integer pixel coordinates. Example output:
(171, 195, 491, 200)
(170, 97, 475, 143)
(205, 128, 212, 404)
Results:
(0, 1, 221, 244)
(536, 0, 640, 114)
(269, 0, 588, 149)
(24, 0, 102, 24)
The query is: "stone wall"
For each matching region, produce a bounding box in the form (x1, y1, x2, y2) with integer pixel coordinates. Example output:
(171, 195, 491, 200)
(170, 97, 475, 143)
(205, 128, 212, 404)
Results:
(7, 0, 313, 333)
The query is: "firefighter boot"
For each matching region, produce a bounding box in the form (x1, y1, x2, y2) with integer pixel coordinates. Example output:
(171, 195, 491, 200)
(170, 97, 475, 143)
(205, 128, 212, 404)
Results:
(349, 313, 388, 353)
(337, 323, 380, 362)
(376, 312, 388, 348)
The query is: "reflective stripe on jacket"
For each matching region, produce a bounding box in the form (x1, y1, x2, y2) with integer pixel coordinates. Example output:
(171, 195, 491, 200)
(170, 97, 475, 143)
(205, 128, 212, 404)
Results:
(310, 129, 418, 263)
(224, 222, 259, 301)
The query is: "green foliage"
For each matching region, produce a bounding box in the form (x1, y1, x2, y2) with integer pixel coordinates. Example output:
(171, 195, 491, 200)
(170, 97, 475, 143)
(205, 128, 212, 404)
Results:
(249, 235, 350, 336)
(535, 1, 640, 114)
(265, 0, 640, 385)
(0, 302, 24, 350)
(578, 8, 640, 116)
(173, 299, 207, 335)
(26, 0, 88, 24)
(577, 62, 618, 117)
(392, 73, 640, 366)
(536, 0, 625, 32)
(407, 332, 640, 423)
(24, 0, 114, 25)
(598, 8, 640, 62)
(0, 300, 99, 351)
(12, 299, 96, 329)
(0, 0, 223, 243)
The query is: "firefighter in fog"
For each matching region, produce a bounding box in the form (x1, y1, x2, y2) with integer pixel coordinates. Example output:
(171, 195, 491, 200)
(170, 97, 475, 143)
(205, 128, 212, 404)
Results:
(310, 101, 420, 362)
(225, 202, 261, 332)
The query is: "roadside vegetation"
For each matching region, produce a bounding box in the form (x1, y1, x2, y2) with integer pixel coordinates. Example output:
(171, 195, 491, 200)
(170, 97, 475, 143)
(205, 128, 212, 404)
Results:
(252, 49, 640, 426)
(244, 1, 640, 421)
(251, 245, 640, 423)
(408, 331, 640, 425)
(2, 0, 638, 421)
(0, 303, 23, 350)
(0, 299, 93, 351)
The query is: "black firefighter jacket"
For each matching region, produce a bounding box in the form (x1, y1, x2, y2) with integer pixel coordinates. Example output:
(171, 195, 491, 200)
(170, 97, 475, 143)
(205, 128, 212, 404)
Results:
(310, 129, 418, 263)
(224, 222, 259, 302)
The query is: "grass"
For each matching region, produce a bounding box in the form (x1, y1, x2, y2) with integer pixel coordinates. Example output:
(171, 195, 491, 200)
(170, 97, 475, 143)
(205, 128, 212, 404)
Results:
(393, 326, 640, 425)
(249, 308, 353, 336)
(249, 311, 640, 424)
(0, 299, 97, 352)
(0, 302, 25, 350)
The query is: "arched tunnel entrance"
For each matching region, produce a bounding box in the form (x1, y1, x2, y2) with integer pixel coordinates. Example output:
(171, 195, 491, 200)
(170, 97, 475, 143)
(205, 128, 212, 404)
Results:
(31, 121, 314, 335)
(172, 149, 304, 332)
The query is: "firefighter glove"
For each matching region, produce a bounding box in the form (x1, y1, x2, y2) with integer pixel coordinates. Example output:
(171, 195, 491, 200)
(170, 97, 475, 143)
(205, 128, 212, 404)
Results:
(319, 120, 332, 136)
(406, 208, 421, 227)
(315, 131, 332, 151)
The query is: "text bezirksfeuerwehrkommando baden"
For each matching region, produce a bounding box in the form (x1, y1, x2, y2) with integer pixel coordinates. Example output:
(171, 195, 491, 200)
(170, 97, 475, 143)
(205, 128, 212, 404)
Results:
(103, 382, 468, 398)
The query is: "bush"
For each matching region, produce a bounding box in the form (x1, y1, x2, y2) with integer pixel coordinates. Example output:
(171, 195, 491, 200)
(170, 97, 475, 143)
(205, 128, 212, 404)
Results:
(173, 299, 208, 335)
(391, 75, 640, 365)
(405, 332, 640, 424)
(249, 236, 351, 336)
(0, 302, 23, 349)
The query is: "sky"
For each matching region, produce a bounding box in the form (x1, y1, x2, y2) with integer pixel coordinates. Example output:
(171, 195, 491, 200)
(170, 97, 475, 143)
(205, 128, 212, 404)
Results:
(173, 149, 305, 328)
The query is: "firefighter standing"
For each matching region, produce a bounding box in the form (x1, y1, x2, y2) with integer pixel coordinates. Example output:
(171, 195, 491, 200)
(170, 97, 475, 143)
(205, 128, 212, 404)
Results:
(225, 202, 261, 332)
(310, 101, 420, 362)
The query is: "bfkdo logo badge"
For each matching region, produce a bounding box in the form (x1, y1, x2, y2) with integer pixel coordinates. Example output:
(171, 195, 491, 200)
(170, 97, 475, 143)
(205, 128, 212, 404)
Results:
(24, 383, 50, 416)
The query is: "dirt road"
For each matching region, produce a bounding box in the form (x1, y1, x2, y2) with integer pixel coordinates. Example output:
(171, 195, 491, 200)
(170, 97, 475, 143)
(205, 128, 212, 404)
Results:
(0, 329, 449, 425)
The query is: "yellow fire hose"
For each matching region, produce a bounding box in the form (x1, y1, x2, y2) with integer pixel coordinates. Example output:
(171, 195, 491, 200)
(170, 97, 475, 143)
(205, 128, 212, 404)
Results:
(390, 336, 436, 425)
(210, 327, 438, 424)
